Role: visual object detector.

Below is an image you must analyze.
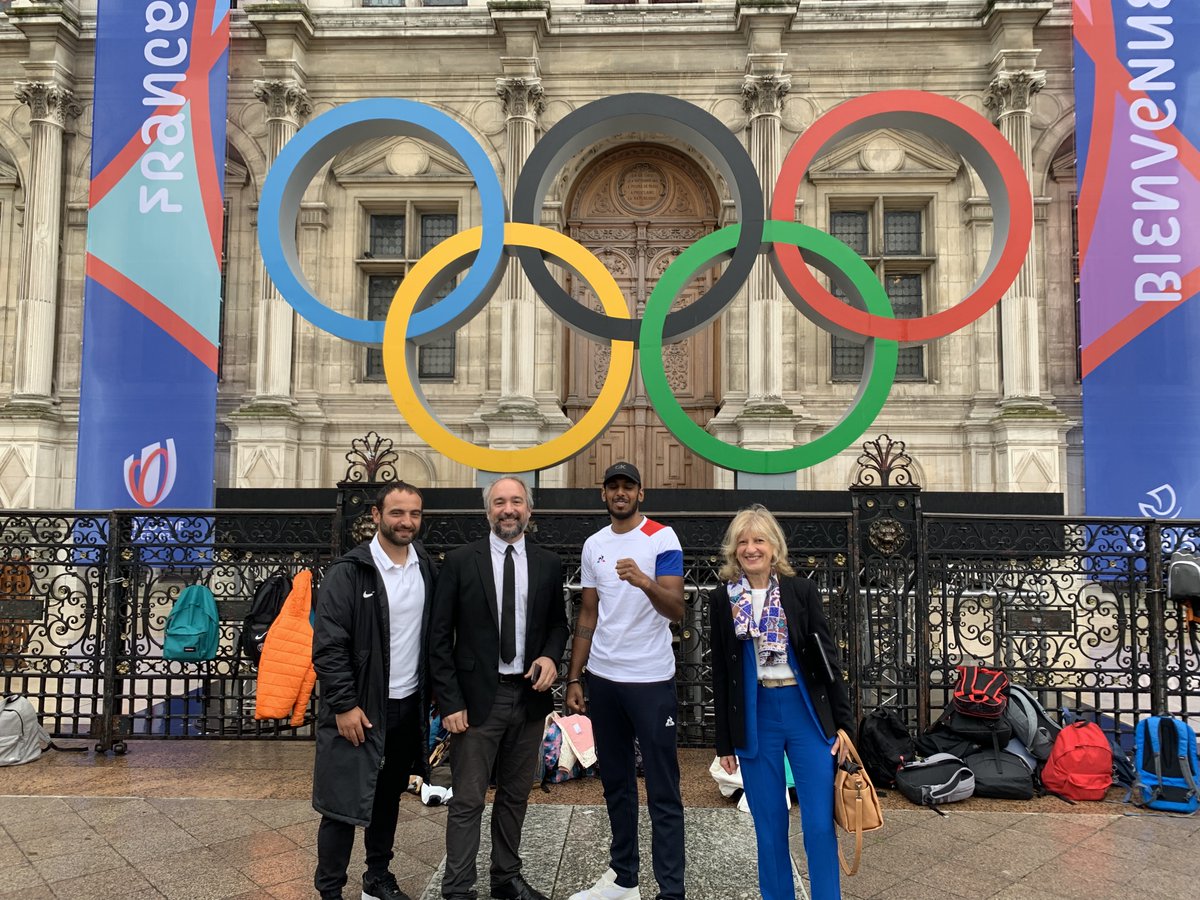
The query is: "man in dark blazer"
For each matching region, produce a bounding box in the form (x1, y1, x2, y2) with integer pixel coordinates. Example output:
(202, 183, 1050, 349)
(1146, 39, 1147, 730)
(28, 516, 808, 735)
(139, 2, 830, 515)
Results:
(429, 475, 569, 900)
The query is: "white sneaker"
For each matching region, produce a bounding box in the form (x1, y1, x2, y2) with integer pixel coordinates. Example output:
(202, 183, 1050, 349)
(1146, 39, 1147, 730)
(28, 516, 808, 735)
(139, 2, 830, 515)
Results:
(568, 870, 638, 900)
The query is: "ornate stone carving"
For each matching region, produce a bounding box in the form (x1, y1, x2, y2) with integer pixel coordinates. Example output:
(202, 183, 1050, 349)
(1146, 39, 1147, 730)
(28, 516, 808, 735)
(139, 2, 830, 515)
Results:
(985, 70, 1046, 115)
(617, 162, 667, 213)
(496, 77, 545, 118)
(741, 73, 791, 116)
(14, 82, 82, 126)
(253, 79, 313, 123)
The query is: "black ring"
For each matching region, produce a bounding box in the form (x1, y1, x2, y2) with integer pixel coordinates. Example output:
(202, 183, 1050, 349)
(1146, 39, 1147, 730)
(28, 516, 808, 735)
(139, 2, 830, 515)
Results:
(511, 94, 764, 345)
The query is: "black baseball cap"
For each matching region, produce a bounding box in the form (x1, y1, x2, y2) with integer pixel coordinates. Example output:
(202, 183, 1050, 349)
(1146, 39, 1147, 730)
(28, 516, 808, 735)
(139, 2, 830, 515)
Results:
(603, 462, 642, 486)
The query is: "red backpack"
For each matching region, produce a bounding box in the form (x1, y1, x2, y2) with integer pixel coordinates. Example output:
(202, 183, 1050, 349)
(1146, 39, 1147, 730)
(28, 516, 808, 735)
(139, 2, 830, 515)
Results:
(1040, 721, 1113, 801)
(952, 665, 1009, 719)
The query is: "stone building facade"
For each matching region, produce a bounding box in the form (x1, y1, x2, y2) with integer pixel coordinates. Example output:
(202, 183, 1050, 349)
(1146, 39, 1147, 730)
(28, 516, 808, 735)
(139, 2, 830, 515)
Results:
(0, 0, 1082, 507)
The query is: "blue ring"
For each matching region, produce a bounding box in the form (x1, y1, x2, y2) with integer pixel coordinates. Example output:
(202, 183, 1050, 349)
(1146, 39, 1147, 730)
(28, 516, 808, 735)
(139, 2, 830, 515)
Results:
(257, 98, 506, 344)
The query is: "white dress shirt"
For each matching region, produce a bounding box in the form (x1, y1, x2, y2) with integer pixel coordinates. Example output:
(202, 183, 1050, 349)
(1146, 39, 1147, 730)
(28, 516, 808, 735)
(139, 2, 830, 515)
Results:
(489, 531, 529, 675)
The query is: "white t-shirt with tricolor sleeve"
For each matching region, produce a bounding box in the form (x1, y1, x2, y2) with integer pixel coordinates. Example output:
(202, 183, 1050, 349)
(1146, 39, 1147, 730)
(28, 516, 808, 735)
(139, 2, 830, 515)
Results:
(580, 517, 684, 683)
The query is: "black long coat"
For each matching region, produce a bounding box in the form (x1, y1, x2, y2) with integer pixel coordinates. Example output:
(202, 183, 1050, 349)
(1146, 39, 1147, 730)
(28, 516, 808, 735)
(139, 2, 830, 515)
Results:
(311, 540, 437, 826)
(708, 575, 855, 758)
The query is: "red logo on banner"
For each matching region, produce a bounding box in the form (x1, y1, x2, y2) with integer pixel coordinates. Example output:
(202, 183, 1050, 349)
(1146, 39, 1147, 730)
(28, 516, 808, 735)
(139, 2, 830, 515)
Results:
(123, 440, 178, 508)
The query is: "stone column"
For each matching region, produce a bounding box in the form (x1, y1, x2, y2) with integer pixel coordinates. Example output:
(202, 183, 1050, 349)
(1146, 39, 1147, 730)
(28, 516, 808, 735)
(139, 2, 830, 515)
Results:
(985, 68, 1046, 406)
(741, 68, 790, 411)
(495, 75, 543, 415)
(10, 81, 80, 406)
(250, 78, 311, 405)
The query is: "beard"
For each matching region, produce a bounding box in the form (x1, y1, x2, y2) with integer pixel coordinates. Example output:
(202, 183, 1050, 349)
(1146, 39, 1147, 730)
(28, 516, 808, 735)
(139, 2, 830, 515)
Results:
(377, 519, 415, 548)
(490, 514, 526, 540)
(605, 496, 640, 521)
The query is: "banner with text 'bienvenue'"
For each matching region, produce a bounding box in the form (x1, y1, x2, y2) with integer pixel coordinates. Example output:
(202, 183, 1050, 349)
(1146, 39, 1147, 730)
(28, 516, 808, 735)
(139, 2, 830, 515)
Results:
(1074, 0, 1200, 518)
(75, 0, 229, 510)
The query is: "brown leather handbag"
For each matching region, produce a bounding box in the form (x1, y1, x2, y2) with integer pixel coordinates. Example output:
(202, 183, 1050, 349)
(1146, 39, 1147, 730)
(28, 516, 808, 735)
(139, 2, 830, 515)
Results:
(832, 728, 884, 875)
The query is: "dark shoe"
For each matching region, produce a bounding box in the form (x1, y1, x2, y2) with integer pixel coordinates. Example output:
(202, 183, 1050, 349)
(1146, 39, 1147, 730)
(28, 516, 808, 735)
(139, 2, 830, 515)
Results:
(491, 874, 550, 900)
(362, 871, 411, 900)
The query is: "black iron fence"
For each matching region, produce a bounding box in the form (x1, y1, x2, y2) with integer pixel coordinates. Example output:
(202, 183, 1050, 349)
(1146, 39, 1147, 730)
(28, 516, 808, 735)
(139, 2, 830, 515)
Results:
(2, 499, 1198, 752)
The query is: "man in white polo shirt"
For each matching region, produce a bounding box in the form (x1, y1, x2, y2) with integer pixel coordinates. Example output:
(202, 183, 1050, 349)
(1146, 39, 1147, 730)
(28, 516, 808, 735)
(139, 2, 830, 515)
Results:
(565, 462, 687, 900)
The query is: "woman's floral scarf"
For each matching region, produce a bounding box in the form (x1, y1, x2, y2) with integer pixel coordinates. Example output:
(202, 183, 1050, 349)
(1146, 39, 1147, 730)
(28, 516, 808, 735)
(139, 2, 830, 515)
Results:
(728, 573, 788, 667)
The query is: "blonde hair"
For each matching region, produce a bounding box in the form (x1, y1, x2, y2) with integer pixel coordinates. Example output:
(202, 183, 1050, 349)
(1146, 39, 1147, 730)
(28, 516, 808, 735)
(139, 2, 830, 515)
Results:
(718, 504, 795, 582)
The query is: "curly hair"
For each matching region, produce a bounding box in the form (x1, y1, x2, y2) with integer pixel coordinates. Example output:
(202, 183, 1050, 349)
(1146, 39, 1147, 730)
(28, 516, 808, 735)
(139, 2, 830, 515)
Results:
(717, 504, 795, 583)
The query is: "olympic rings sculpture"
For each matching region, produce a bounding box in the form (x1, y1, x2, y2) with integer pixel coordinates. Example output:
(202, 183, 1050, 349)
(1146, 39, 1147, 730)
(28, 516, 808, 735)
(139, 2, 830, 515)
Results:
(258, 91, 1033, 475)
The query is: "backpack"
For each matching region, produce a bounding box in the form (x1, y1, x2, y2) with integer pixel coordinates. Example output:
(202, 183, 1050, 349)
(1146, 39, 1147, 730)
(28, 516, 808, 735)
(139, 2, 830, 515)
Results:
(895, 753, 975, 808)
(538, 714, 596, 786)
(964, 748, 1035, 800)
(1167, 551, 1200, 601)
(239, 572, 292, 666)
(163, 584, 220, 661)
(0, 695, 51, 766)
(915, 726, 980, 763)
(857, 708, 916, 788)
(1131, 715, 1200, 813)
(1061, 707, 1136, 787)
(953, 665, 1009, 719)
(1004, 684, 1060, 761)
(1041, 721, 1113, 801)
(936, 706, 1013, 751)
(1166, 552, 1200, 654)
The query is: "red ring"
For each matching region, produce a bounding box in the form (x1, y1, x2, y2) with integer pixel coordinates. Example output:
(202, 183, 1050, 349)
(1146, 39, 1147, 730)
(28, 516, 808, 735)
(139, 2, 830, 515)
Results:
(770, 91, 1033, 343)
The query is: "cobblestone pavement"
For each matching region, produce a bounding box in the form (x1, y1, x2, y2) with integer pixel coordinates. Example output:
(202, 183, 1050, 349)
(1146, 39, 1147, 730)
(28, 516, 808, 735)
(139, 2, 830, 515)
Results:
(1, 741, 1195, 899)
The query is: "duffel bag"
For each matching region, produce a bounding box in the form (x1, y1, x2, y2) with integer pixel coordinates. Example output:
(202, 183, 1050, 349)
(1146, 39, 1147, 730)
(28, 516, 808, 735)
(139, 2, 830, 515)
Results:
(895, 753, 975, 808)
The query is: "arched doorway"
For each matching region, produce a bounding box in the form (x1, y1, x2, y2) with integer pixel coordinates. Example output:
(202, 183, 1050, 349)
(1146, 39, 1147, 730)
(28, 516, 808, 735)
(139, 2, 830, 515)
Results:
(562, 144, 721, 489)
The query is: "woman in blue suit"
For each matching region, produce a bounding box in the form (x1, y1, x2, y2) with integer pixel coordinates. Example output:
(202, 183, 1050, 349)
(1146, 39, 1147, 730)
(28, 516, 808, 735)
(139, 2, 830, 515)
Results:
(708, 505, 853, 900)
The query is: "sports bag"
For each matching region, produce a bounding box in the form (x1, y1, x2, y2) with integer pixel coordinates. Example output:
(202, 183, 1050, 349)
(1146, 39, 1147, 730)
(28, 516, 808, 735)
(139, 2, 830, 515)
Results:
(964, 748, 1035, 800)
(953, 665, 1009, 719)
(1131, 715, 1200, 813)
(857, 708, 916, 788)
(1005, 684, 1060, 761)
(1167, 551, 1200, 601)
(163, 584, 220, 661)
(895, 753, 975, 808)
(0, 695, 51, 766)
(239, 572, 292, 666)
(937, 706, 1013, 749)
(1041, 721, 1113, 801)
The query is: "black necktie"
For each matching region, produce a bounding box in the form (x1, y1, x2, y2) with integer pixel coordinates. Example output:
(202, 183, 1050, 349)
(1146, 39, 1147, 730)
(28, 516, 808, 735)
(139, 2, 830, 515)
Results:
(501, 545, 516, 664)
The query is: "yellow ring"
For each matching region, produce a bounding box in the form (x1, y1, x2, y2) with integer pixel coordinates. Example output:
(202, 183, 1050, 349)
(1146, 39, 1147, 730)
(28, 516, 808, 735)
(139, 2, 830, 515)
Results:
(383, 222, 634, 473)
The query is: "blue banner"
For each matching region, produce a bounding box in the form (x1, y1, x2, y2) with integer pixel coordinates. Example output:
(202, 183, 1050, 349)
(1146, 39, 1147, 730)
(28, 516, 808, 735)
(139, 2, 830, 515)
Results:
(75, 1, 230, 510)
(1074, 1, 1200, 518)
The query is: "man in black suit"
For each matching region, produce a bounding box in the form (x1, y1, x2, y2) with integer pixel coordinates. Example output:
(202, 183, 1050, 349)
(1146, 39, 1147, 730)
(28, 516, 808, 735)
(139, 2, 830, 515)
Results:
(429, 475, 569, 900)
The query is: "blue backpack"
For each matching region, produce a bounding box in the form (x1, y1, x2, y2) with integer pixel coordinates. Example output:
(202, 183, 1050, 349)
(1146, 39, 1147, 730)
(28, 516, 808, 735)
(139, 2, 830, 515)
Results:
(1131, 716, 1200, 814)
(163, 584, 220, 661)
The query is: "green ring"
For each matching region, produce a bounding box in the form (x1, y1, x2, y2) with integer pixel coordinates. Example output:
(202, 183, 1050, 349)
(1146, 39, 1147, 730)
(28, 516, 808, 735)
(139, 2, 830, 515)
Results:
(639, 220, 899, 474)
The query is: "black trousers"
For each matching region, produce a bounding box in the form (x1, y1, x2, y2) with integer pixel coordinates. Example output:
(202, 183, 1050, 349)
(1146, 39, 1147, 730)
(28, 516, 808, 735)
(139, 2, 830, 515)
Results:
(315, 695, 422, 897)
(442, 682, 543, 899)
(588, 673, 685, 900)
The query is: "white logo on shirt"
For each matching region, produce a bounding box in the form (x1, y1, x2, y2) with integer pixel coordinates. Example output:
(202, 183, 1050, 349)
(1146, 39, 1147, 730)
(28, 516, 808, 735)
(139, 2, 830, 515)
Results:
(362, 591, 375, 598)
(665, 715, 675, 727)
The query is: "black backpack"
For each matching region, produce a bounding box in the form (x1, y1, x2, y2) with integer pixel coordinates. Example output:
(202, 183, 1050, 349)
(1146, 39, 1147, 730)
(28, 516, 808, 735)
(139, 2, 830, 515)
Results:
(964, 747, 1035, 800)
(936, 706, 1013, 751)
(857, 708, 916, 788)
(916, 723, 981, 762)
(239, 572, 292, 666)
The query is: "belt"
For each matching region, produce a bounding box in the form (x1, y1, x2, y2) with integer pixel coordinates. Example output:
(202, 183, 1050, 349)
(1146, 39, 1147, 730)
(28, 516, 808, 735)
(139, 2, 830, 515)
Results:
(758, 677, 798, 688)
(498, 673, 527, 684)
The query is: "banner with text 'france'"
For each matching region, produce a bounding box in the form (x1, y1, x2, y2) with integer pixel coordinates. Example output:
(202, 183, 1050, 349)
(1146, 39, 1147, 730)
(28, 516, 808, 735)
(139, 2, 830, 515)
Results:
(75, 0, 229, 510)
(1074, 0, 1200, 519)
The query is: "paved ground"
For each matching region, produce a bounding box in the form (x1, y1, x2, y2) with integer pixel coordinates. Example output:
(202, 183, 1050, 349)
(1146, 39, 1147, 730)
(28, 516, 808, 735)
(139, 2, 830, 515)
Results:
(1, 740, 1197, 899)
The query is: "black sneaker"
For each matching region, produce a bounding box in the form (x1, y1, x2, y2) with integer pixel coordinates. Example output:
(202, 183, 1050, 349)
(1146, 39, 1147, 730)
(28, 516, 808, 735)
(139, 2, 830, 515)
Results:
(362, 871, 411, 900)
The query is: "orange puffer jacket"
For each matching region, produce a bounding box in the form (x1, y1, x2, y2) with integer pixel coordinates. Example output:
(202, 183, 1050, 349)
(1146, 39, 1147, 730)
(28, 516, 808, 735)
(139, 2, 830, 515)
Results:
(255, 570, 316, 727)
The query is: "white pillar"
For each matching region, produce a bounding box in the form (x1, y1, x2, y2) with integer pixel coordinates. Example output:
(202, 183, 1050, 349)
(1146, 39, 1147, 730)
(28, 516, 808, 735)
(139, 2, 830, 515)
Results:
(11, 81, 79, 405)
(251, 78, 311, 405)
(986, 68, 1046, 406)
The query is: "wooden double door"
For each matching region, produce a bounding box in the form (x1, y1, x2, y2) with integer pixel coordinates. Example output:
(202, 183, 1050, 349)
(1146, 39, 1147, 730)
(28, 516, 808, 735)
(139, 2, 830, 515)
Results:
(562, 144, 723, 490)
